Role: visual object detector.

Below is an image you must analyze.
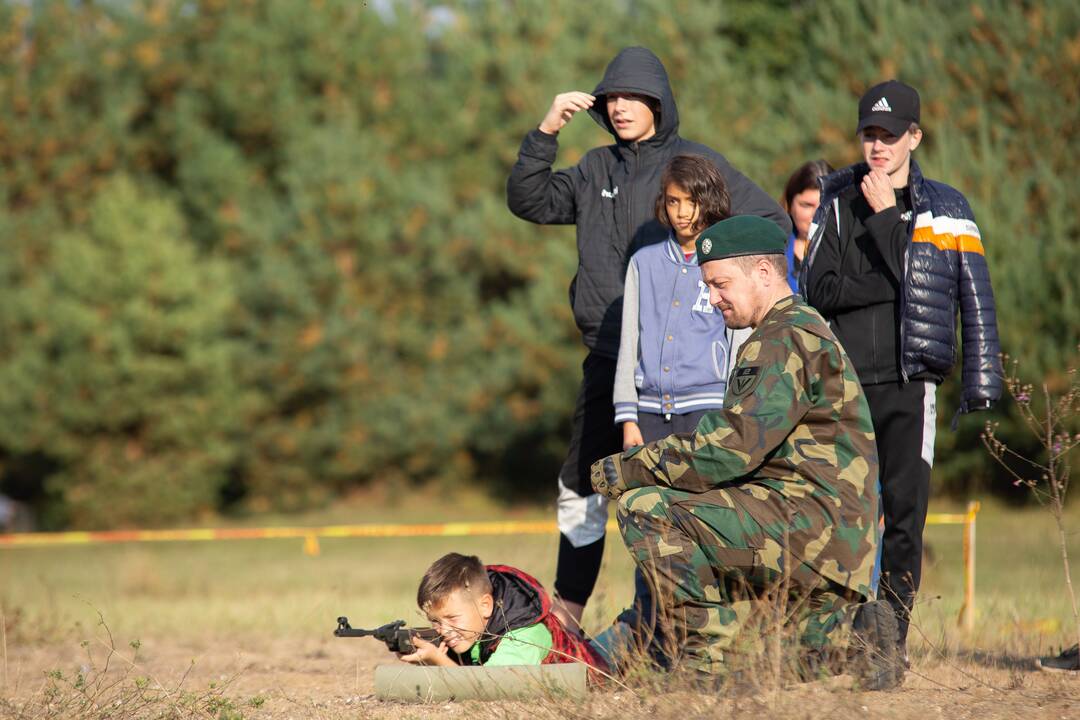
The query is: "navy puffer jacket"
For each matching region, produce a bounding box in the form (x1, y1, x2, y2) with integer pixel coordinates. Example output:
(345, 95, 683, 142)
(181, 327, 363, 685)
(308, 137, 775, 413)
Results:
(801, 160, 1001, 412)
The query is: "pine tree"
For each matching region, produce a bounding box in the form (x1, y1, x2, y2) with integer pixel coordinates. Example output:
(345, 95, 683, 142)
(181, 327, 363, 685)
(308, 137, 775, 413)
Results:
(0, 177, 243, 527)
(1, 0, 1076, 525)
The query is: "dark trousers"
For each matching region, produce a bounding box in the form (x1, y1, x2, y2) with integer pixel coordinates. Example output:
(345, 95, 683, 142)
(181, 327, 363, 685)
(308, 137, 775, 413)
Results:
(554, 353, 623, 605)
(636, 410, 711, 444)
(863, 381, 936, 647)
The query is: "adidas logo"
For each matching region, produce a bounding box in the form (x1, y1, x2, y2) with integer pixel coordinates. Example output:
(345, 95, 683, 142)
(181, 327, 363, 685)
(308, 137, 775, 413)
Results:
(871, 97, 892, 113)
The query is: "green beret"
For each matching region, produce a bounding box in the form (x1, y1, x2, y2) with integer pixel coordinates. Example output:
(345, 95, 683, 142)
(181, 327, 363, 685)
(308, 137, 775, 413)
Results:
(695, 215, 787, 263)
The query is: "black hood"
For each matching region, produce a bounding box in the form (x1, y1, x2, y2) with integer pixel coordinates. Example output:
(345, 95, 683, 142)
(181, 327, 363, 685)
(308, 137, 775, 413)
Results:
(589, 46, 679, 145)
(485, 568, 544, 634)
(450, 567, 554, 666)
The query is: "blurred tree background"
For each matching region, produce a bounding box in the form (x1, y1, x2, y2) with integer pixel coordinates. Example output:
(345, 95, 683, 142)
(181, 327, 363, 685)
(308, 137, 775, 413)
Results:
(0, 0, 1076, 529)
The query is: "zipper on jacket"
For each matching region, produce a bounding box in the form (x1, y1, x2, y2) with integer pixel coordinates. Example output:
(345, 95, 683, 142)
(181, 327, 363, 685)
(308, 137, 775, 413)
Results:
(627, 145, 638, 256)
(899, 179, 917, 383)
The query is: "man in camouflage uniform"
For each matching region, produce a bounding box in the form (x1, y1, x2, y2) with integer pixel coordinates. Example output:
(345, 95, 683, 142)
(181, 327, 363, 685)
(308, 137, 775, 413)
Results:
(591, 215, 901, 688)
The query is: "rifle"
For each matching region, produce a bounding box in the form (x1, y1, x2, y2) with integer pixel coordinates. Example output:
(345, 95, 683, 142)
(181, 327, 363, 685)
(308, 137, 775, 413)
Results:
(334, 616, 440, 654)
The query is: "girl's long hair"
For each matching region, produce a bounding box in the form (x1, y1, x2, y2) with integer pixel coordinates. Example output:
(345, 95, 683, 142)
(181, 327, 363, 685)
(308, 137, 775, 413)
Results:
(654, 154, 731, 234)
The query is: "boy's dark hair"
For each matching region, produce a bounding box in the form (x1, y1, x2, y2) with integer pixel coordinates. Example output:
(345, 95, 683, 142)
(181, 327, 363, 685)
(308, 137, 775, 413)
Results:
(655, 154, 731, 233)
(782, 159, 834, 211)
(417, 553, 493, 611)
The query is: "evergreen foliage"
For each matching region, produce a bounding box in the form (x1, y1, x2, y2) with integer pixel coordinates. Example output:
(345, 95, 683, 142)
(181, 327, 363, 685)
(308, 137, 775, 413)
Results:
(0, 176, 242, 527)
(0, 0, 1075, 527)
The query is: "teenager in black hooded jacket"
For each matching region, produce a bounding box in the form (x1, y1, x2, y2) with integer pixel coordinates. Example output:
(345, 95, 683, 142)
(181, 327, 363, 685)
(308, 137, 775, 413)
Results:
(506, 46, 789, 630)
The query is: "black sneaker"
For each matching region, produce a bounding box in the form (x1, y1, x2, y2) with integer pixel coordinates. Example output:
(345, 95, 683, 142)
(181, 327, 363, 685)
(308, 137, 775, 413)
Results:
(1037, 644, 1079, 672)
(850, 601, 903, 690)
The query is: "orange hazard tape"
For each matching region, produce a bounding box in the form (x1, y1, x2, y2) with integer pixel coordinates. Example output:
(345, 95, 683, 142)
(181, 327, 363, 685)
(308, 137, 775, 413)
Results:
(0, 520, 561, 548)
(0, 502, 982, 628)
(0, 508, 974, 549)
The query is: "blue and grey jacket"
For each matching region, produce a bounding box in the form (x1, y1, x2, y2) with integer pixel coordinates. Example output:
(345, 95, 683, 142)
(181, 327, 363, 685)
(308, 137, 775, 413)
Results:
(614, 238, 751, 424)
(801, 160, 1001, 412)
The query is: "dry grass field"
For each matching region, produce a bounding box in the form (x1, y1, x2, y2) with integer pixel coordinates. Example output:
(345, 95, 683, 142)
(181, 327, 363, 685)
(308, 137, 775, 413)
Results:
(1, 488, 1078, 718)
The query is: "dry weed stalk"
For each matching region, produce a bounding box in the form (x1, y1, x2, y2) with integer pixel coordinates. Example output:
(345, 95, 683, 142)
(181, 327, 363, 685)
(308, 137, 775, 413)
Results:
(2, 606, 8, 695)
(982, 349, 1080, 659)
(614, 555, 846, 700)
(0, 612, 245, 720)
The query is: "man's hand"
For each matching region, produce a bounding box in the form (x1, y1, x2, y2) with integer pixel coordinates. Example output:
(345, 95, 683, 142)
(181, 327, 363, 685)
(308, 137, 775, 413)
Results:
(860, 169, 897, 214)
(622, 421, 644, 450)
(539, 92, 595, 135)
(591, 453, 628, 500)
(399, 636, 454, 667)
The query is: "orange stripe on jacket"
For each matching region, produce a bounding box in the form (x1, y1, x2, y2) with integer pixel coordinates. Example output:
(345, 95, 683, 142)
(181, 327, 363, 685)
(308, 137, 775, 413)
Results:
(912, 226, 985, 256)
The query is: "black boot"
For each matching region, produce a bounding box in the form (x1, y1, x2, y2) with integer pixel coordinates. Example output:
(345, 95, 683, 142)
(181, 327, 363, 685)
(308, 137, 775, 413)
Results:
(850, 601, 903, 690)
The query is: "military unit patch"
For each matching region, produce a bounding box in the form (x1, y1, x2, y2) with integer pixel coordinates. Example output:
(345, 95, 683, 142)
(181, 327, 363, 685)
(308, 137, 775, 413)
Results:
(730, 365, 761, 397)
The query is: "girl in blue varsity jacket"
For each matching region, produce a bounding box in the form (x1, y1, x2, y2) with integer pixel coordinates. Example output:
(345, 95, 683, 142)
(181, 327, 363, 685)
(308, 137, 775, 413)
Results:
(614, 155, 752, 449)
(597, 154, 752, 669)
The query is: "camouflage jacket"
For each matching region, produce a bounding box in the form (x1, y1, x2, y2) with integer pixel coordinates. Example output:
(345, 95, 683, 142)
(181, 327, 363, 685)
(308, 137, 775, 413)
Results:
(592, 295, 879, 595)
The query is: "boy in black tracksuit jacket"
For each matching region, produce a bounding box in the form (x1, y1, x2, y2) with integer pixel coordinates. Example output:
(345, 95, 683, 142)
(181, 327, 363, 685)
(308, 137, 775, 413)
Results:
(506, 46, 789, 629)
(802, 81, 1001, 664)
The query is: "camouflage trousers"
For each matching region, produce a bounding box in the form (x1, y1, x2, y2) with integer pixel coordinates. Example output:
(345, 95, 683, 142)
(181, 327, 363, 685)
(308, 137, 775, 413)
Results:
(616, 485, 859, 675)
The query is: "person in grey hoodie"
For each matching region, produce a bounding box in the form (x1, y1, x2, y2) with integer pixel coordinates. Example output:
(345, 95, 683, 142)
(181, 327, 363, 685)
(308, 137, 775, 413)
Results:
(507, 46, 789, 630)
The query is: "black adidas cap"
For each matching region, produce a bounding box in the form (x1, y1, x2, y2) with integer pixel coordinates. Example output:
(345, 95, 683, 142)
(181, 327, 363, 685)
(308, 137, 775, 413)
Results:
(856, 80, 920, 137)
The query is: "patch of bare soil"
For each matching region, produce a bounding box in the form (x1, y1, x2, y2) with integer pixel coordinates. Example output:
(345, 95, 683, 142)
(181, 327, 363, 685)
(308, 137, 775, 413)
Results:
(2, 636, 1077, 719)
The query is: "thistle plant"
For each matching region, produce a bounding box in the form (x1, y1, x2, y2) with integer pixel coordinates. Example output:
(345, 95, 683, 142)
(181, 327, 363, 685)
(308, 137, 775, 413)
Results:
(982, 349, 1080, 658)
